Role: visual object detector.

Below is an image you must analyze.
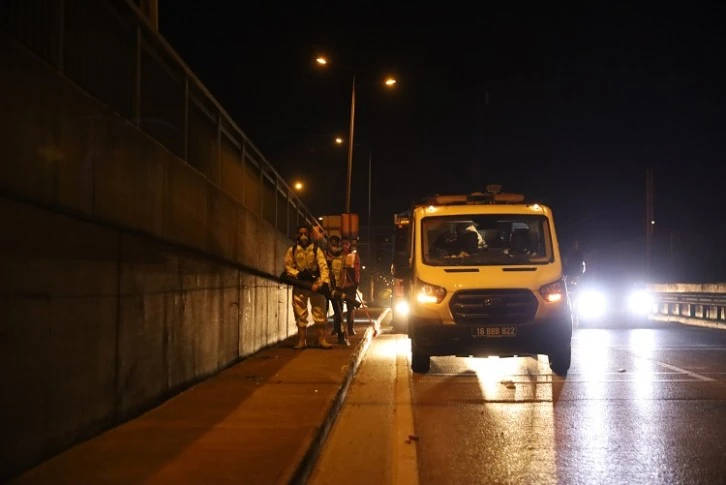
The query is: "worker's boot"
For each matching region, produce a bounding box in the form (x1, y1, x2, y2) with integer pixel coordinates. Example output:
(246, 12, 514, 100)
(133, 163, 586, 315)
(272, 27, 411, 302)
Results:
(316, 324, 333, 349)
(331, 301, 344, 335)
(293, 326, 307, 350)
(346, 314, 356, 336)
(337, 329, 350, 346)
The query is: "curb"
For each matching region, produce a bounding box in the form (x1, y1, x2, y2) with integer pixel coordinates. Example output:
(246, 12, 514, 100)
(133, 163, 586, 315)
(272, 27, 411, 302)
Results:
(281, 311, 387, 485)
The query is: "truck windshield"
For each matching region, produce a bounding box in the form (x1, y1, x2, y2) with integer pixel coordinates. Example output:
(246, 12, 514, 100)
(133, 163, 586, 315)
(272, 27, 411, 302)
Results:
(421, 214, 553, 266)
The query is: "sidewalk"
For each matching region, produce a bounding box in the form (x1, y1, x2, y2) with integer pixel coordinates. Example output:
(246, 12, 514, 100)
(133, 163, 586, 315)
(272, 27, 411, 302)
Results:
(10, 309, 390, 485)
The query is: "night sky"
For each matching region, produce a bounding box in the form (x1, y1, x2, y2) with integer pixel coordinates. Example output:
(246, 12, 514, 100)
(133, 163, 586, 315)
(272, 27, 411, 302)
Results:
(159, 2, 726, 281)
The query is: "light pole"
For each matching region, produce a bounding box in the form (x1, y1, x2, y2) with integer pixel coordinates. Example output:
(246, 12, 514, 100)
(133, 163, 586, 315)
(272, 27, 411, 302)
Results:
(335, 138, 373, 260)
(346, 75, 356, 215)
(316, 56, 396, 213)
(140, 0, 159, 30)
(367, 147, 371, 260)
(645, 168, 654, 280)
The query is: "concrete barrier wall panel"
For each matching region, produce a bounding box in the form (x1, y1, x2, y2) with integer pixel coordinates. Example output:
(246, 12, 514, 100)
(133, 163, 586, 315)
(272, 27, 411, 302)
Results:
(239, 273, 256, 357)
(219, 137, 242, 202)
(218, 267, 240, 368)
(180, 257, 221, 378)
(116, 234, 181, 420)
(93, 118, 165, 237)
(0, 200, 118, 465)
(206, 185, 237, 261)
(238, 209, 258, 269)
(164, 160, 207, 252)
(257, 220, 276, 275)
(1, 33, 91, 214)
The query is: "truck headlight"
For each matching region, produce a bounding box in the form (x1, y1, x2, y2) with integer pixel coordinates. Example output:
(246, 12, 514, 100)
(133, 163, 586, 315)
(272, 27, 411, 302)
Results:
(394, 299, 410, 316)
(416, 279, 447, 304)
(628, 289, 653, 315)
(539, 279, 566, 303)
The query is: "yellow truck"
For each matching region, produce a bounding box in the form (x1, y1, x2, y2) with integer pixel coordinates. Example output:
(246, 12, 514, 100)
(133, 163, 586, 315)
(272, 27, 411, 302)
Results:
(391, 185, 579, 375)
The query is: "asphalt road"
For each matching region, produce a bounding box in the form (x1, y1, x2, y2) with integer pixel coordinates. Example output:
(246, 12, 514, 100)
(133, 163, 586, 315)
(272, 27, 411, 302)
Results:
(310, 321, 726, 485)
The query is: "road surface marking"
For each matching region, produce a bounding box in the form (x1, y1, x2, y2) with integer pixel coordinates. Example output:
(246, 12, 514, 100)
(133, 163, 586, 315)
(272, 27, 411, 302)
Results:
(654, 361, 715, 381)
(392, 335, 419, 485)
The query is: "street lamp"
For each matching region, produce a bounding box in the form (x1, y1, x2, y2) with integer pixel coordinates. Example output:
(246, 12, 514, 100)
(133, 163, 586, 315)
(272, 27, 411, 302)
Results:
(293, 181, 303, 192)
(315, 56, 396, 213)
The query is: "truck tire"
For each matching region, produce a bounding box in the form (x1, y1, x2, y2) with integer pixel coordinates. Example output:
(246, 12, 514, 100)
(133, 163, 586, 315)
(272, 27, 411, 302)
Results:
(411, 346, 431, 374)
(548, 341, 571, 376)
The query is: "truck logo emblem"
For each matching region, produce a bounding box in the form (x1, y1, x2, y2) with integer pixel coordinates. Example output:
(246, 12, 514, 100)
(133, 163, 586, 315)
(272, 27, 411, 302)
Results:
(483, 297, 501, 306)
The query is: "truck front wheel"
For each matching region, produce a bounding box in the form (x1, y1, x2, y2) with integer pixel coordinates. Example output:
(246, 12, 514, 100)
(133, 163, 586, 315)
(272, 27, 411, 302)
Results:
(411, 345, 431, 374)
(548, 341, 572, 376)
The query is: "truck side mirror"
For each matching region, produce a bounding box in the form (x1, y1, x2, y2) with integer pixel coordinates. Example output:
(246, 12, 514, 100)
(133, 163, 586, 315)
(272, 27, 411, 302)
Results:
(564, 258, 585, 276)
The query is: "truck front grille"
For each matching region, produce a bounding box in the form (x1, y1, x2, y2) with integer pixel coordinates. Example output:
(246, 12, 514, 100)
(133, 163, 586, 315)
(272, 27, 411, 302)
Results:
(449, 289, 538, 325)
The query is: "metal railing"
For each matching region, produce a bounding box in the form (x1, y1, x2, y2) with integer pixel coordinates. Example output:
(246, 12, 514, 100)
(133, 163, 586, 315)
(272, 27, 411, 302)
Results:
(0, 0, 318, 237)
(648, 285, 726, 326)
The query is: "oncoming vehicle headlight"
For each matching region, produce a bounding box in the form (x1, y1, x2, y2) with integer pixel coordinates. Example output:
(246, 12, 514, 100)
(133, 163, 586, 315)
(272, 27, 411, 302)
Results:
(416, 279, 447, 304)
(628, 289, 653, 315)
(394, 299, 410, 316)
(577, 289, 607, 319)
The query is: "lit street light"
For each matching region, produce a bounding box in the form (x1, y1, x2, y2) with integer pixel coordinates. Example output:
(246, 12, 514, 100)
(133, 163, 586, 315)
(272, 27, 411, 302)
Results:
(315, 56, 396, 214)
(293, 181, 303, 192)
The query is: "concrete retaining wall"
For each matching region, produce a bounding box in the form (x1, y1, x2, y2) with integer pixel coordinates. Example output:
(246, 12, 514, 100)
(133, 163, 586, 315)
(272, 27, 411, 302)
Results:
(0, 31, 295, 481)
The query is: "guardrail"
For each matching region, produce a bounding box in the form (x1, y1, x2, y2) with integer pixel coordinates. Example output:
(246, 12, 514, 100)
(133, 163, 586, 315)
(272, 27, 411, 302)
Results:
(648, 283, 726, 329)
(0, 0, 319, 237)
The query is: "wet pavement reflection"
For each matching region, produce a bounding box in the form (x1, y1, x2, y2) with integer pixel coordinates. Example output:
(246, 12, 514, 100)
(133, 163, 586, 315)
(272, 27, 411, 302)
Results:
(410, 324, 726, 485)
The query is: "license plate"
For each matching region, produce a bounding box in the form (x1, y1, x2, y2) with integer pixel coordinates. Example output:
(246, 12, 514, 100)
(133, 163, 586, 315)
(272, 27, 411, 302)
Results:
(472, 326, 517, 338)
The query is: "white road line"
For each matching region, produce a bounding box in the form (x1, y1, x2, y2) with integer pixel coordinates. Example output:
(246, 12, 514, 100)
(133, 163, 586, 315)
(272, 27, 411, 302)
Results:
(432, 374, 717, 383)
(654, 361, 716, 381)
(513, 379, 714, 383)
(392, 335, 419, 485)
(609, 346, 726, 351)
